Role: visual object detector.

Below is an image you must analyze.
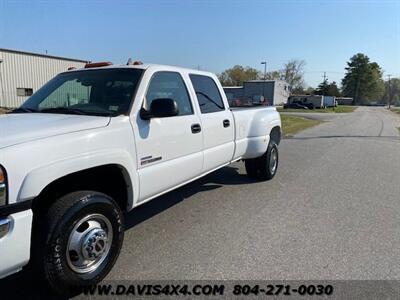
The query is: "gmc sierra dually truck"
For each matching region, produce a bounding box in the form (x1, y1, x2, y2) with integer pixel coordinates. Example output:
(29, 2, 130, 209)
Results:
(0, 62, 281, 293)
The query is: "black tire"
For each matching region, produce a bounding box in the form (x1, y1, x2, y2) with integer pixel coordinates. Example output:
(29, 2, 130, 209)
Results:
(245, 159, 258, 178)
(245, 141, 279, 181)
(33, 191, 124, 295)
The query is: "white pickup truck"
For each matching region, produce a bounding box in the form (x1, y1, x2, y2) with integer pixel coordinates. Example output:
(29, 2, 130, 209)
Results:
(0, 62, 281, 293)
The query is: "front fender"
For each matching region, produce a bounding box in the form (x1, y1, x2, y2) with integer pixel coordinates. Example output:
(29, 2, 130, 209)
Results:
(18, 149, 139, 210)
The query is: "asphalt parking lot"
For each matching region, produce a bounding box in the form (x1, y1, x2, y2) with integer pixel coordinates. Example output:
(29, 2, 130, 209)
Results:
(107, 107, 400, 281)
(2, 107, 400, 299)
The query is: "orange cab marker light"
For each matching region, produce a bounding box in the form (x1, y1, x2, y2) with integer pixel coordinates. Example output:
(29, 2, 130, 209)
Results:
(84, 62, 112, 68)
(0, 170, 4, 183)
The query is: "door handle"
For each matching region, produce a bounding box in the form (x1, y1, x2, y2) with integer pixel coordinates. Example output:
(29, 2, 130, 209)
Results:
(223, 119, 230, 128)
(191, 123, 201, 134)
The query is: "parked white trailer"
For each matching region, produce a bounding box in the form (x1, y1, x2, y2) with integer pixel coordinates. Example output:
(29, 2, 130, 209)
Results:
(323, 96, 336, 107)
(336, 97, 353, 105)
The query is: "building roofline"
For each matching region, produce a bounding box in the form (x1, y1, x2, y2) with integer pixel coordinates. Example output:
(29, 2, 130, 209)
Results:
(0, 48, 89, 63)
(290, 94, 324, 97)
(245, 80, 287, 83)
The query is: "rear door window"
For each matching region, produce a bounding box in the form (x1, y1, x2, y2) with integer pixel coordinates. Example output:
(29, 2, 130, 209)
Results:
(189, 75, 225, 114)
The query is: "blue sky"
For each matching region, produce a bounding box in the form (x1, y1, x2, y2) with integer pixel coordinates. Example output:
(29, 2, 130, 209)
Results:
(0, 0, 399, 87)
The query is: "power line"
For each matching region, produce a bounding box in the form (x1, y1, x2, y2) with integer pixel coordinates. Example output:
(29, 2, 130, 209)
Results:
(304, 70, 346, 74)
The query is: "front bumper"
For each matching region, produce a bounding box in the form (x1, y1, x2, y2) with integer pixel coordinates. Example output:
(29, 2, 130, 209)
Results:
(0, 201, 32, 279)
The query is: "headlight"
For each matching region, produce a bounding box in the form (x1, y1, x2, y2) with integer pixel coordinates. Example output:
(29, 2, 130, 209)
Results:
(0, 166, 7, 206)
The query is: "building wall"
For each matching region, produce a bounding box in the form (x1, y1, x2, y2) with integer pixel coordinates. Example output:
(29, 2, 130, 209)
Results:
(273, 81, 290, 105)
(223, 87, 244, 100)
(0, 50, 86, 108)
(243, 81, 275, 105)
(224, 81, 290, 106)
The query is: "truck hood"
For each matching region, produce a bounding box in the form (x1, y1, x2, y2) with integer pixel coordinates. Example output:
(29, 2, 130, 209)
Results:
(0, 113, 110, 149)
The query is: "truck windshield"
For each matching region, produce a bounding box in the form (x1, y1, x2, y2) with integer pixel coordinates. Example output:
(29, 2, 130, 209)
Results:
(17, 68, 143, 117)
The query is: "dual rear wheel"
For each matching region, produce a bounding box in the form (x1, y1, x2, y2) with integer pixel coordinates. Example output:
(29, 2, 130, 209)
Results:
(245, 141, 279, 180)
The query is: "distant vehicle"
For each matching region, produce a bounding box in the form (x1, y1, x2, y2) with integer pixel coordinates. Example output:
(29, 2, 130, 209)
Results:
(336, 97, 353, 105)
(301, 102, 314, 109)
(284, 102, 309, 109)
(288, 95, 324, 109)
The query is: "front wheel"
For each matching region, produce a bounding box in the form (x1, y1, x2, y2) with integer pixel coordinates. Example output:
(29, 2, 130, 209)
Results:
(33, 191, 124, 295)
(245, 141, 279, 180)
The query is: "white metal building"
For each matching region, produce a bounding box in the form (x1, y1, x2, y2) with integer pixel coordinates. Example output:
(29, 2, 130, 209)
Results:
(223, 80, 290, 106)
(0, 48, 88, 108)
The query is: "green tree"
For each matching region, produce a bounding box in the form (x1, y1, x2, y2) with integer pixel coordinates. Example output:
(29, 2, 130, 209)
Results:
(218, 59, 306, 92)
(341, 53, 384, 104)
(264, 60, 307, 93)
(315, 80, 341, 96)
(265, 70, 281, 80)
(304, 87, 315, 95)
(218, 65, 261, 86)
(327, 82, 341, 97)
(316, 78, 329, 95)
(280, 59, 306, 92)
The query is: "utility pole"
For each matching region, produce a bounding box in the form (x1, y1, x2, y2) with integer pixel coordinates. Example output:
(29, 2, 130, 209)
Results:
(322, 72, 327, 95)
(322, 72, 331, 110)
(261, 61, 267, 104)
(387, 74, 392, 109)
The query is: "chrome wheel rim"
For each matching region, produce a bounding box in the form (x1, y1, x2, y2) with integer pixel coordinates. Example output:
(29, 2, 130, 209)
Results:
(269, 147, 278, 174)
(66, 214, 113, 274)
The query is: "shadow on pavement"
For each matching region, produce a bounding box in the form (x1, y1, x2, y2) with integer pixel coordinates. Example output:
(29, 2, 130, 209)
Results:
(0, 165, 255, 299)
(124, 165, 256, 230)
(0, 270, 65, 300)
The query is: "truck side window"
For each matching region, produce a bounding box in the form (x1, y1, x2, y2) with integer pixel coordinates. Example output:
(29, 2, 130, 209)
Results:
(189, 74, 225, 113)
(144, 72, 193, 116)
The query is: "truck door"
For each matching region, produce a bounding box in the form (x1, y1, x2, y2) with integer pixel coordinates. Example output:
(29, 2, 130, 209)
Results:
(134, 71, 203, 201)
(189, 74, 235, 172)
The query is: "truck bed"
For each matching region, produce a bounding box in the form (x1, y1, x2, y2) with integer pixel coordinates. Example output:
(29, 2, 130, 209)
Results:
(231, 106, 281, 160)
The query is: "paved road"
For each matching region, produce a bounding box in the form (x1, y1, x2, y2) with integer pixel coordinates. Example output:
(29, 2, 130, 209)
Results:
(279, 111, 346, 122)
(2, 107, 400, 298)
(108, 107, 400, 280)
